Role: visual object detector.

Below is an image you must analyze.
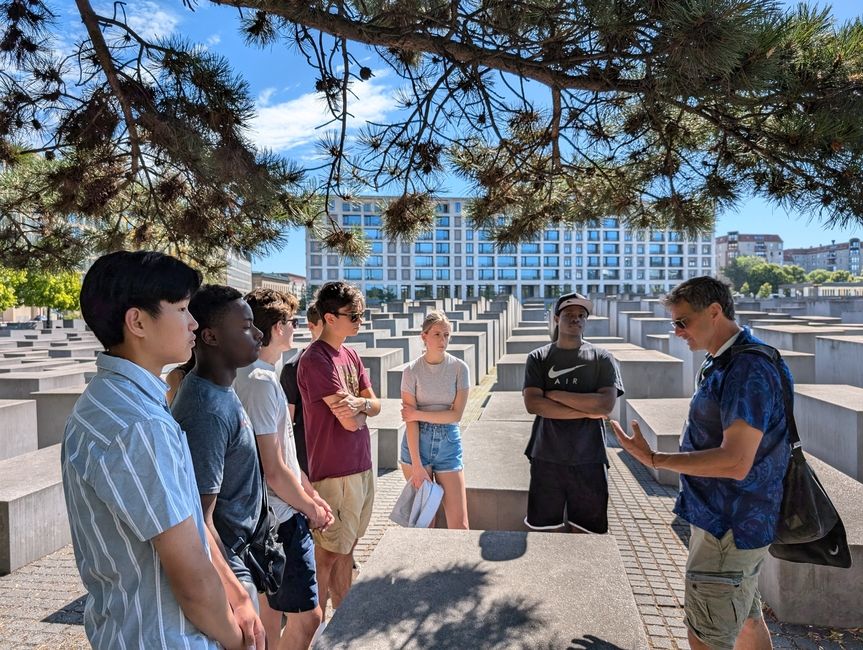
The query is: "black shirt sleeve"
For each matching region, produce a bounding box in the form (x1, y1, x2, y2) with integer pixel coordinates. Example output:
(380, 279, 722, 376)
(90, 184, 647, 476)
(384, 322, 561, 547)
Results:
(595, 350, 625, 397)
(523, 348, 546, 391)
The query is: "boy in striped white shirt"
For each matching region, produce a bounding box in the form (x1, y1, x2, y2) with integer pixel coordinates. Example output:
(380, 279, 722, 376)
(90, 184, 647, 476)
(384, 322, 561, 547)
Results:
(61, 251, 264, 650)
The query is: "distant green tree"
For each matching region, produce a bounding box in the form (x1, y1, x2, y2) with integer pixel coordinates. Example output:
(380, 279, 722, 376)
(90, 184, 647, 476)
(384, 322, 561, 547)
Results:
(16, 270, 81, 323)
(0, 268, 26, 313)
(784, 265, 807, 284)
(722, 256, 763, 290)
(739, 281, 751, 296)
(829, 269, 853, 282)
(757, 282, 773, 298)
(748, 262, 793, 293)
(806, 269, 831, 284)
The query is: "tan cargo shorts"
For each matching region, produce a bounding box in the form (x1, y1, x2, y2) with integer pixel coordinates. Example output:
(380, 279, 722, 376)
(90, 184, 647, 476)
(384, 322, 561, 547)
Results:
(312, 470, 375, 555)
(684, 526, 769, 650)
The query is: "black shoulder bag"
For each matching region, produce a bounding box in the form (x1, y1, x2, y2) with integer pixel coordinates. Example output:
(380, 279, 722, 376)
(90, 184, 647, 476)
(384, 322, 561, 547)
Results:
(723, 344, 851, 568)
(222, 441, 287, 595)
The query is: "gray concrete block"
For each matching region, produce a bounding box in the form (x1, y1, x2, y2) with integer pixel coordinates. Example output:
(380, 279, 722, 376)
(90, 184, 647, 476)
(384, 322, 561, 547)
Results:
(814, 335, 863, 387)
(387, 363, 408, 400)
(667, 334, 703, 397)
(319, 528, 648, 649)
(359, 348, 404, 399)
(478, 392, 532, 422)
(505, 335, 549, 355)
(461, 421, 530, 531)
(457, 321, 496, 372)
(446, 344, 477, 387)
(644, 334, 670, 354)
(584, 316, 611, 337)
(624, 399, 689, 485)
(381, 336, 423, 368)
(607, 300, 642, 337)
(759, 454, 863, 628)
(751, 325, 847, 354)
(449, 332, 487, 380)
(778, 349, 815, 384)
(372, 399, 406, 470)
(629, 317, 672, 349)
(0, 445, 70, 574)
(493, 354, 526, 392)
(31, 387, 85, 449)
(0, 399, 38, 461)
(617, 311, 653, 343)
(0, 369, 86, 400)
(610, 349, 686, 421)
(793, 384, 863, 481)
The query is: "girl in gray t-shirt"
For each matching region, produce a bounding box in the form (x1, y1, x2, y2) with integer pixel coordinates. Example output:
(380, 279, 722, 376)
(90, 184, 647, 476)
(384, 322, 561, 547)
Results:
(399, 311, 471, 528)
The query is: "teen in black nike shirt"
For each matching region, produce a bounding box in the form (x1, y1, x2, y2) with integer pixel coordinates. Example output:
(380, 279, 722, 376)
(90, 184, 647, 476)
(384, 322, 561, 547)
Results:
(522, 292, 624, 533)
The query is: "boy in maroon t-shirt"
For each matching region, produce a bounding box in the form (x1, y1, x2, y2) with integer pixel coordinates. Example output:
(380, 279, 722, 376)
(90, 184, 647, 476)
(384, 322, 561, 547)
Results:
(297, 282, 380, 617)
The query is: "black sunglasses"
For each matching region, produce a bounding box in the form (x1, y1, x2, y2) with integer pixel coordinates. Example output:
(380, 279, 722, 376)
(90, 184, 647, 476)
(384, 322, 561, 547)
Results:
(282, 317, 299, 328)
(670, 315, 692, 330)
(335, 311, 363, 323)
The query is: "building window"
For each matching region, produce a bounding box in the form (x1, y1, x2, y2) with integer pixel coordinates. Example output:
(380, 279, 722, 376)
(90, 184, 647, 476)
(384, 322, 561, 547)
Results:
(668, 244, 683, 255)
(310, 241, 322, 253)
(543, 256, 559, 266)
(365, 256, 383, 266)
(575, 269, 583, 279)
(498, 269, 517, 280)
(522, 243, 540, 254)
(415, 269, 433, 280)
(435, 229, 449, 239)
(415, 242, 433, 254)
(702, 244, 712, 255)
(365, 269, 383, 280)
(327, 255, 339, 266)
(437, 216, 450, 226)
(587, 243, 599, 254)
(522, 256, 540, 266)
(343, 215, 361, 226)
(478, 256, 495, 267)
(650, 231, 664, 242)
(327, 269, 338, 280)
(649, 244, 664, 254)
(436, 256, 450, 266)
(402, 256, 411, 265)
(604, 256, 620, 266)
(564, 244, 572, 254)
(436, 269, 450, 280)
(588, 231, 600, 241)
(543, 269, 559, 280)
(688, 244, 698, 255)
(649, 256, 664, 267)
(402, 269, 410, 280)
(415, 256, 433, 267)
(603, 243, 619, 254)
(344, 269, 362, 280)
(479, 269, 495, 280)
(388, 269, 397, 280)
(545, 230, 560, 241)
(364, 215, 382, 226)
(668, 256, 683, 267)
(587, 256, 601, 267)
(604, 231, 620, 241)
(522, 269, 540, 280)
(543, 243, 559, 254)
(498, 256, 517, 267)
(479, 243, 495, 254)
(436, 243, 450, 253)
(311, 269, 322, 280)
(310, 254, 322, 266)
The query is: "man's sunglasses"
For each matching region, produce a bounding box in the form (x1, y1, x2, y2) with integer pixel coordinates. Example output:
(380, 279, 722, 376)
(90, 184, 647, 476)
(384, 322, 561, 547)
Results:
(670, 316, 691, 330)
(335, 311, 364, 323)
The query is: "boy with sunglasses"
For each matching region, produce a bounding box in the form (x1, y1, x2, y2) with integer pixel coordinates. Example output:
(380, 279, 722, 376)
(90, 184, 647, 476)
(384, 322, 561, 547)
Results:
(297, 281, 380, 618)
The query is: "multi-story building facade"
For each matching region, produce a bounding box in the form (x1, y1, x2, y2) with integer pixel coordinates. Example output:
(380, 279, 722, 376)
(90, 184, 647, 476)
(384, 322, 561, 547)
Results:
(222, 251, 253, 293)
(251, 272, 307, 298)
(306, 197, 715, 300)
(715, 232, 784, 272)
(784, 238, 861, 274)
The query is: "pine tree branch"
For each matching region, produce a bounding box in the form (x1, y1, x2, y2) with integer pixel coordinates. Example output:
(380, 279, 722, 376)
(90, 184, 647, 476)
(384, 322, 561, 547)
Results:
(75, 0, 140, 182)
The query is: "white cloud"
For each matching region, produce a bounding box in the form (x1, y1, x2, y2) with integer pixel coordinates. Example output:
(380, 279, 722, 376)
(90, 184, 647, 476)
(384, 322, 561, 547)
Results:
(248, 78, 399, 153)
(257, 87, 277, 107)
(206, 33, 222, 47)
(125, 1, 181, 40)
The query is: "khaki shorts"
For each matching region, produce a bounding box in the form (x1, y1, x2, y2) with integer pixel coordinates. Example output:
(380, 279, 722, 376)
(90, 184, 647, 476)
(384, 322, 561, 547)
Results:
(684, 526, 769, 650)
(312, 470, 375, 555)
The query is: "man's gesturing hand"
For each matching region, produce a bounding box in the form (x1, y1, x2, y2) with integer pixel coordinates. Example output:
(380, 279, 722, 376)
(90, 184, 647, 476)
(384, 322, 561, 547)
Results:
(610, 419, 654, 468)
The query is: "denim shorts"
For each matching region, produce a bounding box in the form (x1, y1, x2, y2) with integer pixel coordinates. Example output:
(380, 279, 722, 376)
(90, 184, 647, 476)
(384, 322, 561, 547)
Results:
(400, 422, 463, 472)
(265, 514, 318, 613)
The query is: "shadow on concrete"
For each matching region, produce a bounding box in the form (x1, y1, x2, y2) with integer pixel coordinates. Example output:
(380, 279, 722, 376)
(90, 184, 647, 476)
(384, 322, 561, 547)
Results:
(42, 594, 85, 625)
(567, 635, 630, 649)
(321, 562, 562, 648)
(478, 530, 527, 561)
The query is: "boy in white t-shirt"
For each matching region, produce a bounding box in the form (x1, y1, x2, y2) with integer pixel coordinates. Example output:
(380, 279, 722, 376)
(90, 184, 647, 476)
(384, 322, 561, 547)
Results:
(234, 288, 333, 650)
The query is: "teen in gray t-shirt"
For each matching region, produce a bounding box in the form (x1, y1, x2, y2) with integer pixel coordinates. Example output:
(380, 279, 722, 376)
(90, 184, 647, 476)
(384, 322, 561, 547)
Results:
(172, 371, 262, 583)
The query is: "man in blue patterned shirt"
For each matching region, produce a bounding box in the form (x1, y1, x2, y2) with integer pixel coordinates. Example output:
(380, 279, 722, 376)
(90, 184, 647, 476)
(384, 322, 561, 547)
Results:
(61, 251, 263, 650)
(613, 276, 790, 650)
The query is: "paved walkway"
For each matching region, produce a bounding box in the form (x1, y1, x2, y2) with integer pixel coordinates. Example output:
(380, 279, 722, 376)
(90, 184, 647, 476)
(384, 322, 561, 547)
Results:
(1, 369, 861, 649)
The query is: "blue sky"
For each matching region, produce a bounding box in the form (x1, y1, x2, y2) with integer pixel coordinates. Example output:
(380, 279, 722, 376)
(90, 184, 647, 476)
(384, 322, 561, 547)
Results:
(72, 1, 863, 274)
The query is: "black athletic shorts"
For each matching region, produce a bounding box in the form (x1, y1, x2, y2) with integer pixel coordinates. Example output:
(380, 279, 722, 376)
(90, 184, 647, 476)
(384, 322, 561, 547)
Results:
(525, 459, 609, 534)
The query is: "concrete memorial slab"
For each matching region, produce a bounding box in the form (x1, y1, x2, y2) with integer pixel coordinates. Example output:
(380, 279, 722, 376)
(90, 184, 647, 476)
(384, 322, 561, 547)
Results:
(0, 444, 70, 574)
(644, 334, 670, 354)
(616, 311, 653, 344)
(0, 399, 38, 461)
(31, 386, 86, 448)
(318, 528, 648, 649)
(607, 300, 642, 337)
(460, 420, 530, 531)
(458, 321, 496, 371)
(629, 317, 672, 349)
(668, 334, 703, 396)
(624, 398, 690, 485)
(778, 349, 815, 384)
(609, 349, 685, 421)
(387, 363, 408, 400)
(751, 325, 848, 354)
(449, 332, 487, 380)
(505, 335, 550, 355)
(478, 392, 532, 422)
(359, 348, 404, 399)
(814, 335, 863, 387)
(793, 384, 863, 481)
(373, 398, 405, 470)
(445, 344, 477, 388)
(0, 369, 86, 400)
(492, 354, 527, 392)
(584, 316, 611, 337)
(759, 455, 863, 628)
